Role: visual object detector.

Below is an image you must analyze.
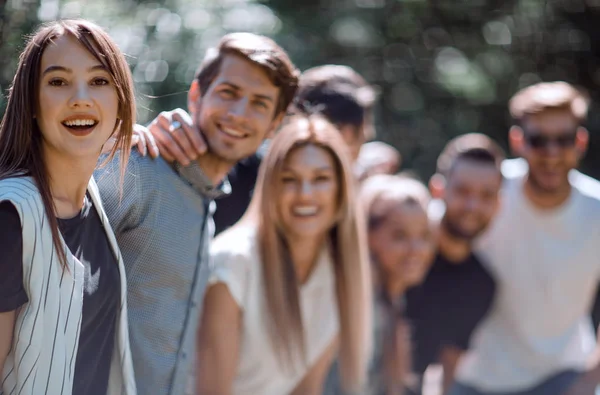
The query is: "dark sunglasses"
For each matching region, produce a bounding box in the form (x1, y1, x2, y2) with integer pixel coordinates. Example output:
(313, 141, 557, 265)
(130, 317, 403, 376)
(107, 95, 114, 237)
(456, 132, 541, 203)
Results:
(524, 132, 577, 150)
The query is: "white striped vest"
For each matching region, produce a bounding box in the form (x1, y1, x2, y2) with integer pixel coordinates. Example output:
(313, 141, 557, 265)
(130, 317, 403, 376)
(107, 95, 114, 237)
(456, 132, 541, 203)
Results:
(0, 176, 136, 395)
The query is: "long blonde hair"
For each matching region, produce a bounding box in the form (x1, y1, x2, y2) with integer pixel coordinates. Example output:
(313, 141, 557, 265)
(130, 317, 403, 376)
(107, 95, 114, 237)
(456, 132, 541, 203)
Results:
(240, 114, 372, 391)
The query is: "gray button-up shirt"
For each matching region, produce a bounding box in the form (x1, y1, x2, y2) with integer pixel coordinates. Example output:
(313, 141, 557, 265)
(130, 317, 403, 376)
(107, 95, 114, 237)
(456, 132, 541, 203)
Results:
(94, 151, 229, 395)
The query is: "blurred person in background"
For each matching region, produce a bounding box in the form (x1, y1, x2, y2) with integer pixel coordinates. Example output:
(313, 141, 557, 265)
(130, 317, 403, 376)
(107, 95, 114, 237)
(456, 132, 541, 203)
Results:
(360, 174, 436, 395)
(500, 93, 600, 339)
(355, 141, 402, 182)
(405, 133, 504, 394)
(197, 114, 372, 395)
(449, 82, 600, 395)
(131, 64, 378, 235)
(95, 33, 299, 395)
(293, 64, 377, 163)
(0, 19, 136, 395)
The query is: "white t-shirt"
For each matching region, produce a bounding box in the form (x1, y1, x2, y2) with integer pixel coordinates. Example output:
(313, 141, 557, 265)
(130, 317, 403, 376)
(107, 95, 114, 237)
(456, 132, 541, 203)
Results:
(455, 167, 600, 392)
(208, 226, 340, 395)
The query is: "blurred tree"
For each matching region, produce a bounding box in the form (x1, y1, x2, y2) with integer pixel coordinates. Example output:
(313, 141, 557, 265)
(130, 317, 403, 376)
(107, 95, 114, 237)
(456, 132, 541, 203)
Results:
(1, 0, 599, 179)
(0, 0, 41, 113)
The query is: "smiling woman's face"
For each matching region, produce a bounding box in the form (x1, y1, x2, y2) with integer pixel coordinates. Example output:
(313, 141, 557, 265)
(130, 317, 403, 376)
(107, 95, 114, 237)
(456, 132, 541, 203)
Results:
(37, 33, 119, 160)
(276, 143, 340, 242)
(369, 200, 435, 288)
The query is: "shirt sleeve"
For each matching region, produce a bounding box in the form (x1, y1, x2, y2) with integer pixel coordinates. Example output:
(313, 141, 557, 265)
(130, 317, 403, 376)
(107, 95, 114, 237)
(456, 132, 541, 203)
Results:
(94, 151, 158, 235)
(208, 232, 252, 309)
(95, 152, 162, 279)
(0, 201, 29, 312)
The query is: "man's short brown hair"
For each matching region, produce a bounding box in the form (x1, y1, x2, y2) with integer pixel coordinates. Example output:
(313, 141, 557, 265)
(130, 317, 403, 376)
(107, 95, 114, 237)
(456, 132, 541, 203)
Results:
(436, 133, 505, 177)
(195, 32, 300, 118)
(509, 81, 590, 124)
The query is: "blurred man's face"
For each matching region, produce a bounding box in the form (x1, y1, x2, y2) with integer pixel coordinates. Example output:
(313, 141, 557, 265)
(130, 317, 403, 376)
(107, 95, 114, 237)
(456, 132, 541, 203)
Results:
(442, 159, 502, 240)
(513, 109, 586, 195)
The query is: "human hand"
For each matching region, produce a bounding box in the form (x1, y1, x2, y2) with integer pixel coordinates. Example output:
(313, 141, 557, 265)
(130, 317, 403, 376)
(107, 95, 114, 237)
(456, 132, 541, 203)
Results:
(147, 108, 206, 166)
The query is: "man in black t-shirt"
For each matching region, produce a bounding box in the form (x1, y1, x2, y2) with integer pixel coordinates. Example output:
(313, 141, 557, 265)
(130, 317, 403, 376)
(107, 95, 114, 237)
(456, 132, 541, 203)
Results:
(212, 142, 267, 235)
(405, 133, 505, 394)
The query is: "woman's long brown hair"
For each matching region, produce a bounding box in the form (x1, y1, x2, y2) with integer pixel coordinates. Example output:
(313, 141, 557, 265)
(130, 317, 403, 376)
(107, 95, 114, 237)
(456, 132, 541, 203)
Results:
(0, 19, 136, 269)
(239, 114, 372, 392)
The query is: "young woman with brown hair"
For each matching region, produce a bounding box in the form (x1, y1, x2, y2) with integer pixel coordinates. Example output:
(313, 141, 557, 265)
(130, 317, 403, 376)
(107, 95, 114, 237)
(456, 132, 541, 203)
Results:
(0, 19, 136, 395)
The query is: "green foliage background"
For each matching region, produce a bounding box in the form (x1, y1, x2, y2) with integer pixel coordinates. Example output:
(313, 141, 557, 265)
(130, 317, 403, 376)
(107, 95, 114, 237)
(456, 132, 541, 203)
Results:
(2, 0, 599, 179)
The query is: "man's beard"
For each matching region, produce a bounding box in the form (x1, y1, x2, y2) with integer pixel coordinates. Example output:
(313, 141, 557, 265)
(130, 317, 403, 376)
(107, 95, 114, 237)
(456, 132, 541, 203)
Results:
(441, 214, 484, 242)
(203, 141, 239, 167)
(202, 133, 223, 160)
(527, 171, 570, 195)
(197, 117, 241, 166)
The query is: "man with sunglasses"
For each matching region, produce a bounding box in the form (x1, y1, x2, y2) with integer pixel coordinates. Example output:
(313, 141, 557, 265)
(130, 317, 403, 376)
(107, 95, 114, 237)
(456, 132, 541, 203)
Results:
(449, 81, 600, 395)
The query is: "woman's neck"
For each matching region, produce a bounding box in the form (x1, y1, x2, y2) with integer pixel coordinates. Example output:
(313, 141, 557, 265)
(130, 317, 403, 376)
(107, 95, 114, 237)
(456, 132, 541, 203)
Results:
(288, 234, 327, 285)
(44, 147, 97, 219)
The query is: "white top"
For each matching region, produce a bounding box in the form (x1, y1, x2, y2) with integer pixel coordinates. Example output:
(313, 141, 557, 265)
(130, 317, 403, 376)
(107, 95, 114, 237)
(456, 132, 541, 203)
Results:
(0, 176, 136, 395)
(455, 169, 600, 392)
(209, 226, 340, 395)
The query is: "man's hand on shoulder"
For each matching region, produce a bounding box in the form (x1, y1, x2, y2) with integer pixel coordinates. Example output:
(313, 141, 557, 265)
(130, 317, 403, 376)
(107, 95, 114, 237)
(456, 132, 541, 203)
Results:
(147, 108, 206, 166)
(100, 107, 206, 166)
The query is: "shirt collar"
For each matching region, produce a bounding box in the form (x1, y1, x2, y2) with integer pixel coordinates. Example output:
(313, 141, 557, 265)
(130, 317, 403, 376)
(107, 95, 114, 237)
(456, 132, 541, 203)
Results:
(173, 161, 231, 200)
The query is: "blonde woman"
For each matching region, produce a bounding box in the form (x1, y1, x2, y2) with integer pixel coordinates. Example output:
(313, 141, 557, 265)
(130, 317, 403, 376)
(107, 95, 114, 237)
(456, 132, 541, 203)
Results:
(360, 174, 436, 395)
(197, 114, 372, 395)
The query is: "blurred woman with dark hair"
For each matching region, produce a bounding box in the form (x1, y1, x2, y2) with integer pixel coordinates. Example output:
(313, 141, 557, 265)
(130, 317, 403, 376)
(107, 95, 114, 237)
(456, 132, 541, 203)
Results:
(198, 114, 372, 395)
(0, 19, 136, 395)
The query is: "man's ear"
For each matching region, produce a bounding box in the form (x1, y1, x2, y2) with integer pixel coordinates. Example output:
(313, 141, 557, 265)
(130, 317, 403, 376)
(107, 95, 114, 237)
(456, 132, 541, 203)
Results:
(575, 126, 589, 156)
(188, 80, 201, 116)
(266, 112, 285, 139)
(509, 125, 525, 157)
(429, 173, 446, 199)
